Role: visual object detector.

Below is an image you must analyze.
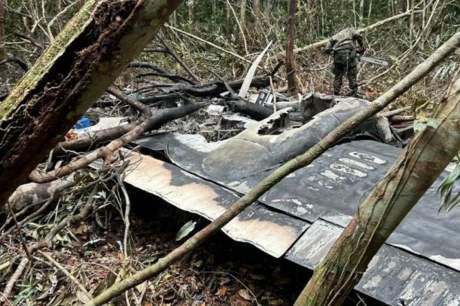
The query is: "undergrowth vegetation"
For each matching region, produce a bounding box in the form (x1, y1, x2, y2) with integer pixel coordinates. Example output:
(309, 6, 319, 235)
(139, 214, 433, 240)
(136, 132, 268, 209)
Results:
(2, 0, 459, 112)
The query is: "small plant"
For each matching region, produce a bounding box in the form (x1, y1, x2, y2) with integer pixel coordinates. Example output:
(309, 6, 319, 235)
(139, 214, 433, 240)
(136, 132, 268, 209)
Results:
(438, 155, 460, 212)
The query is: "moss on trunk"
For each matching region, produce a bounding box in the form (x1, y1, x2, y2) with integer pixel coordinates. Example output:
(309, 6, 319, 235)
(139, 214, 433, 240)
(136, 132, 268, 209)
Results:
(0, 0, 182, 207)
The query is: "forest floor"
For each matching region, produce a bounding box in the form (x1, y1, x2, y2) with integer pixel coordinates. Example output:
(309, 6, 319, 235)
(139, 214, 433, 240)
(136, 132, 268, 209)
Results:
(80, 188, 309, 306)
(2, 185, 383, 306)
(0, 189, 304, 306)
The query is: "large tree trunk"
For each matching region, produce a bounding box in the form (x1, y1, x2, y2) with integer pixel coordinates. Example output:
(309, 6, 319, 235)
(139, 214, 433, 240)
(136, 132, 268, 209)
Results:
(0, 0, 182, 208)
(294, 75, 460, 305)
(286, 0, 299, 96)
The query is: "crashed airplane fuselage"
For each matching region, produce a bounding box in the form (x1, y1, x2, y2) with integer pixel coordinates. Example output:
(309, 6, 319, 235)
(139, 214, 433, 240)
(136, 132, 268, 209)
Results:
(123, 95, 460, 305)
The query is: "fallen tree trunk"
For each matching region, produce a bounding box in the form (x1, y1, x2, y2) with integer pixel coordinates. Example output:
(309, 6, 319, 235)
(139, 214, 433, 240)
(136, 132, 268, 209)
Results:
(294, 74, 460, 306)
(137, 75, 272, 103)
(0, 0, 182, 207)
(83, 30, 460, 306)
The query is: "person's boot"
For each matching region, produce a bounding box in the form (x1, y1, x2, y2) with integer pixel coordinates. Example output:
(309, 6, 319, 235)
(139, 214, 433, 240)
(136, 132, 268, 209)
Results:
(349, 83, 359, 97)
(333, 79, 342, 96)
(349, 90, 359, 97)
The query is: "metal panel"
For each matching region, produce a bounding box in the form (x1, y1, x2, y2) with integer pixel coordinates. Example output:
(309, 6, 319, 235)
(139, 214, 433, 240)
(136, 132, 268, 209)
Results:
(123, 151, 309, 258)
(284, 220, 341, 269)
(137, 136, 460, 273)
(286, 220, 460, 306)
(134, 134, 460, 304)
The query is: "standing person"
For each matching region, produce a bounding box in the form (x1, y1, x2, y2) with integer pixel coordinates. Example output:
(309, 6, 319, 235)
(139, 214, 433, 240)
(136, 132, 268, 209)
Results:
(324, 28, 365, 97)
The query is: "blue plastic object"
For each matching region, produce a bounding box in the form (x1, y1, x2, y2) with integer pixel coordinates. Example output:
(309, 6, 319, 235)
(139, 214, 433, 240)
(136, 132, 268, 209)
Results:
(74, 116, 91, 130)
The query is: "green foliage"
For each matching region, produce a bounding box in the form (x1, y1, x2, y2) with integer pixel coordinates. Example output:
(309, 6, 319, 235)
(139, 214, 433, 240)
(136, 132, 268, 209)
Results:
(176, 220, 197, 241)
(439, 157, 460, 212)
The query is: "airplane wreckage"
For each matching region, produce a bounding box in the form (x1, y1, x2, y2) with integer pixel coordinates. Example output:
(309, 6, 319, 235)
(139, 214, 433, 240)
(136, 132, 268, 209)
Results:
(101, 91, 460, 306)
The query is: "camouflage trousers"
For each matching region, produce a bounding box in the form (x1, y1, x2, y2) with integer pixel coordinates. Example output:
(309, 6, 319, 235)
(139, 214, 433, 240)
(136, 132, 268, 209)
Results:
(332, 50, 358, 97)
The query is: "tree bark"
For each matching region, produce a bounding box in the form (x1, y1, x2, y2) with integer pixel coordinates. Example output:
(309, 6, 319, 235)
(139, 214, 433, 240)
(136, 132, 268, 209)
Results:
(187, 0, 193, 23)
(0, 0, 182, 208)
(83, 30, 460, 306)
(286, 0, 299, 96)
(253, 0, 261, 19)
(0, 0, 5, 61)
(294, 74, 460, 306)
(240, 0, 247, 27)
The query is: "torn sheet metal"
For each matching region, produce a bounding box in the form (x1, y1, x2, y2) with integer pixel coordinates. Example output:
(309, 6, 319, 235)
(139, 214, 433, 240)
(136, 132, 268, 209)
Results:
(286, 220, 460, 306)
(138, 130, 460, 274)
(138, 99, 383, 182)
(131, 98, 460, 304)
(129, 138, 460, 304)
(123, 151, 309, 258)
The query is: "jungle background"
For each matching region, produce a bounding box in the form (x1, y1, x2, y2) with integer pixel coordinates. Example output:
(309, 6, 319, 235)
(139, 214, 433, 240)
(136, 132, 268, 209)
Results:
(0, 0, 459, 305)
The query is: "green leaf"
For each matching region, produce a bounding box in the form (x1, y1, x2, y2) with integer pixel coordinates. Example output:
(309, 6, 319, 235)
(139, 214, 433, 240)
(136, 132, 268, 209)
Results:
(414, 118, 440, 133)
(414, 121, 427, 133)
(439, 160, 460, 212)
(425, 118, 440, 129)
(175, 220, 197, 241)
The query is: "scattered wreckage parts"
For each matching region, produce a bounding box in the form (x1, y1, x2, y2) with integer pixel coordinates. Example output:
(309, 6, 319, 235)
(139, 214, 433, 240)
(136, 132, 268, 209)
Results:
(117, 98, 460, 305)
(129, 136, 460, 305)
(122, 151, 308, 258)
(130, 62, 282, 105)
(55, 97, 206, 154)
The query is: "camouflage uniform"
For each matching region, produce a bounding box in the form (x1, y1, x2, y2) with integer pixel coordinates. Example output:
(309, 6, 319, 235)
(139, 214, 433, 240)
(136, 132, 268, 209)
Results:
(324, 28, 365, 97)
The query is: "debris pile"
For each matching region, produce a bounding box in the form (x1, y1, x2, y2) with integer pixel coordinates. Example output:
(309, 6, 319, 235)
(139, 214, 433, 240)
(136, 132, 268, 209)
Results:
(1, 61, 418, 305)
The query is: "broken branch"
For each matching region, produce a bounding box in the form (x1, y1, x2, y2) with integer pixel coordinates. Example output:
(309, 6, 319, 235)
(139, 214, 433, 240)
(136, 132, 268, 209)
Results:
(31, 92, 205, 183)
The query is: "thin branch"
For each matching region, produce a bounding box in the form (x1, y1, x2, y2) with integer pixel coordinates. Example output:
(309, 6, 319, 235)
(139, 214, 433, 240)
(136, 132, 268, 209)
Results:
(37, 251, 92, 300)
(0, 257, 29, 303)
(161, 41, 201, 83)
(165, 24, 250, 63)
(224, 0, 248, 55)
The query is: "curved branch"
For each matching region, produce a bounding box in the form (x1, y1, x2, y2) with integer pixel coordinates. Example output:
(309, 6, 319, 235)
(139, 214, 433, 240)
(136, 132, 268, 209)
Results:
(30, 102, 206, 183)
